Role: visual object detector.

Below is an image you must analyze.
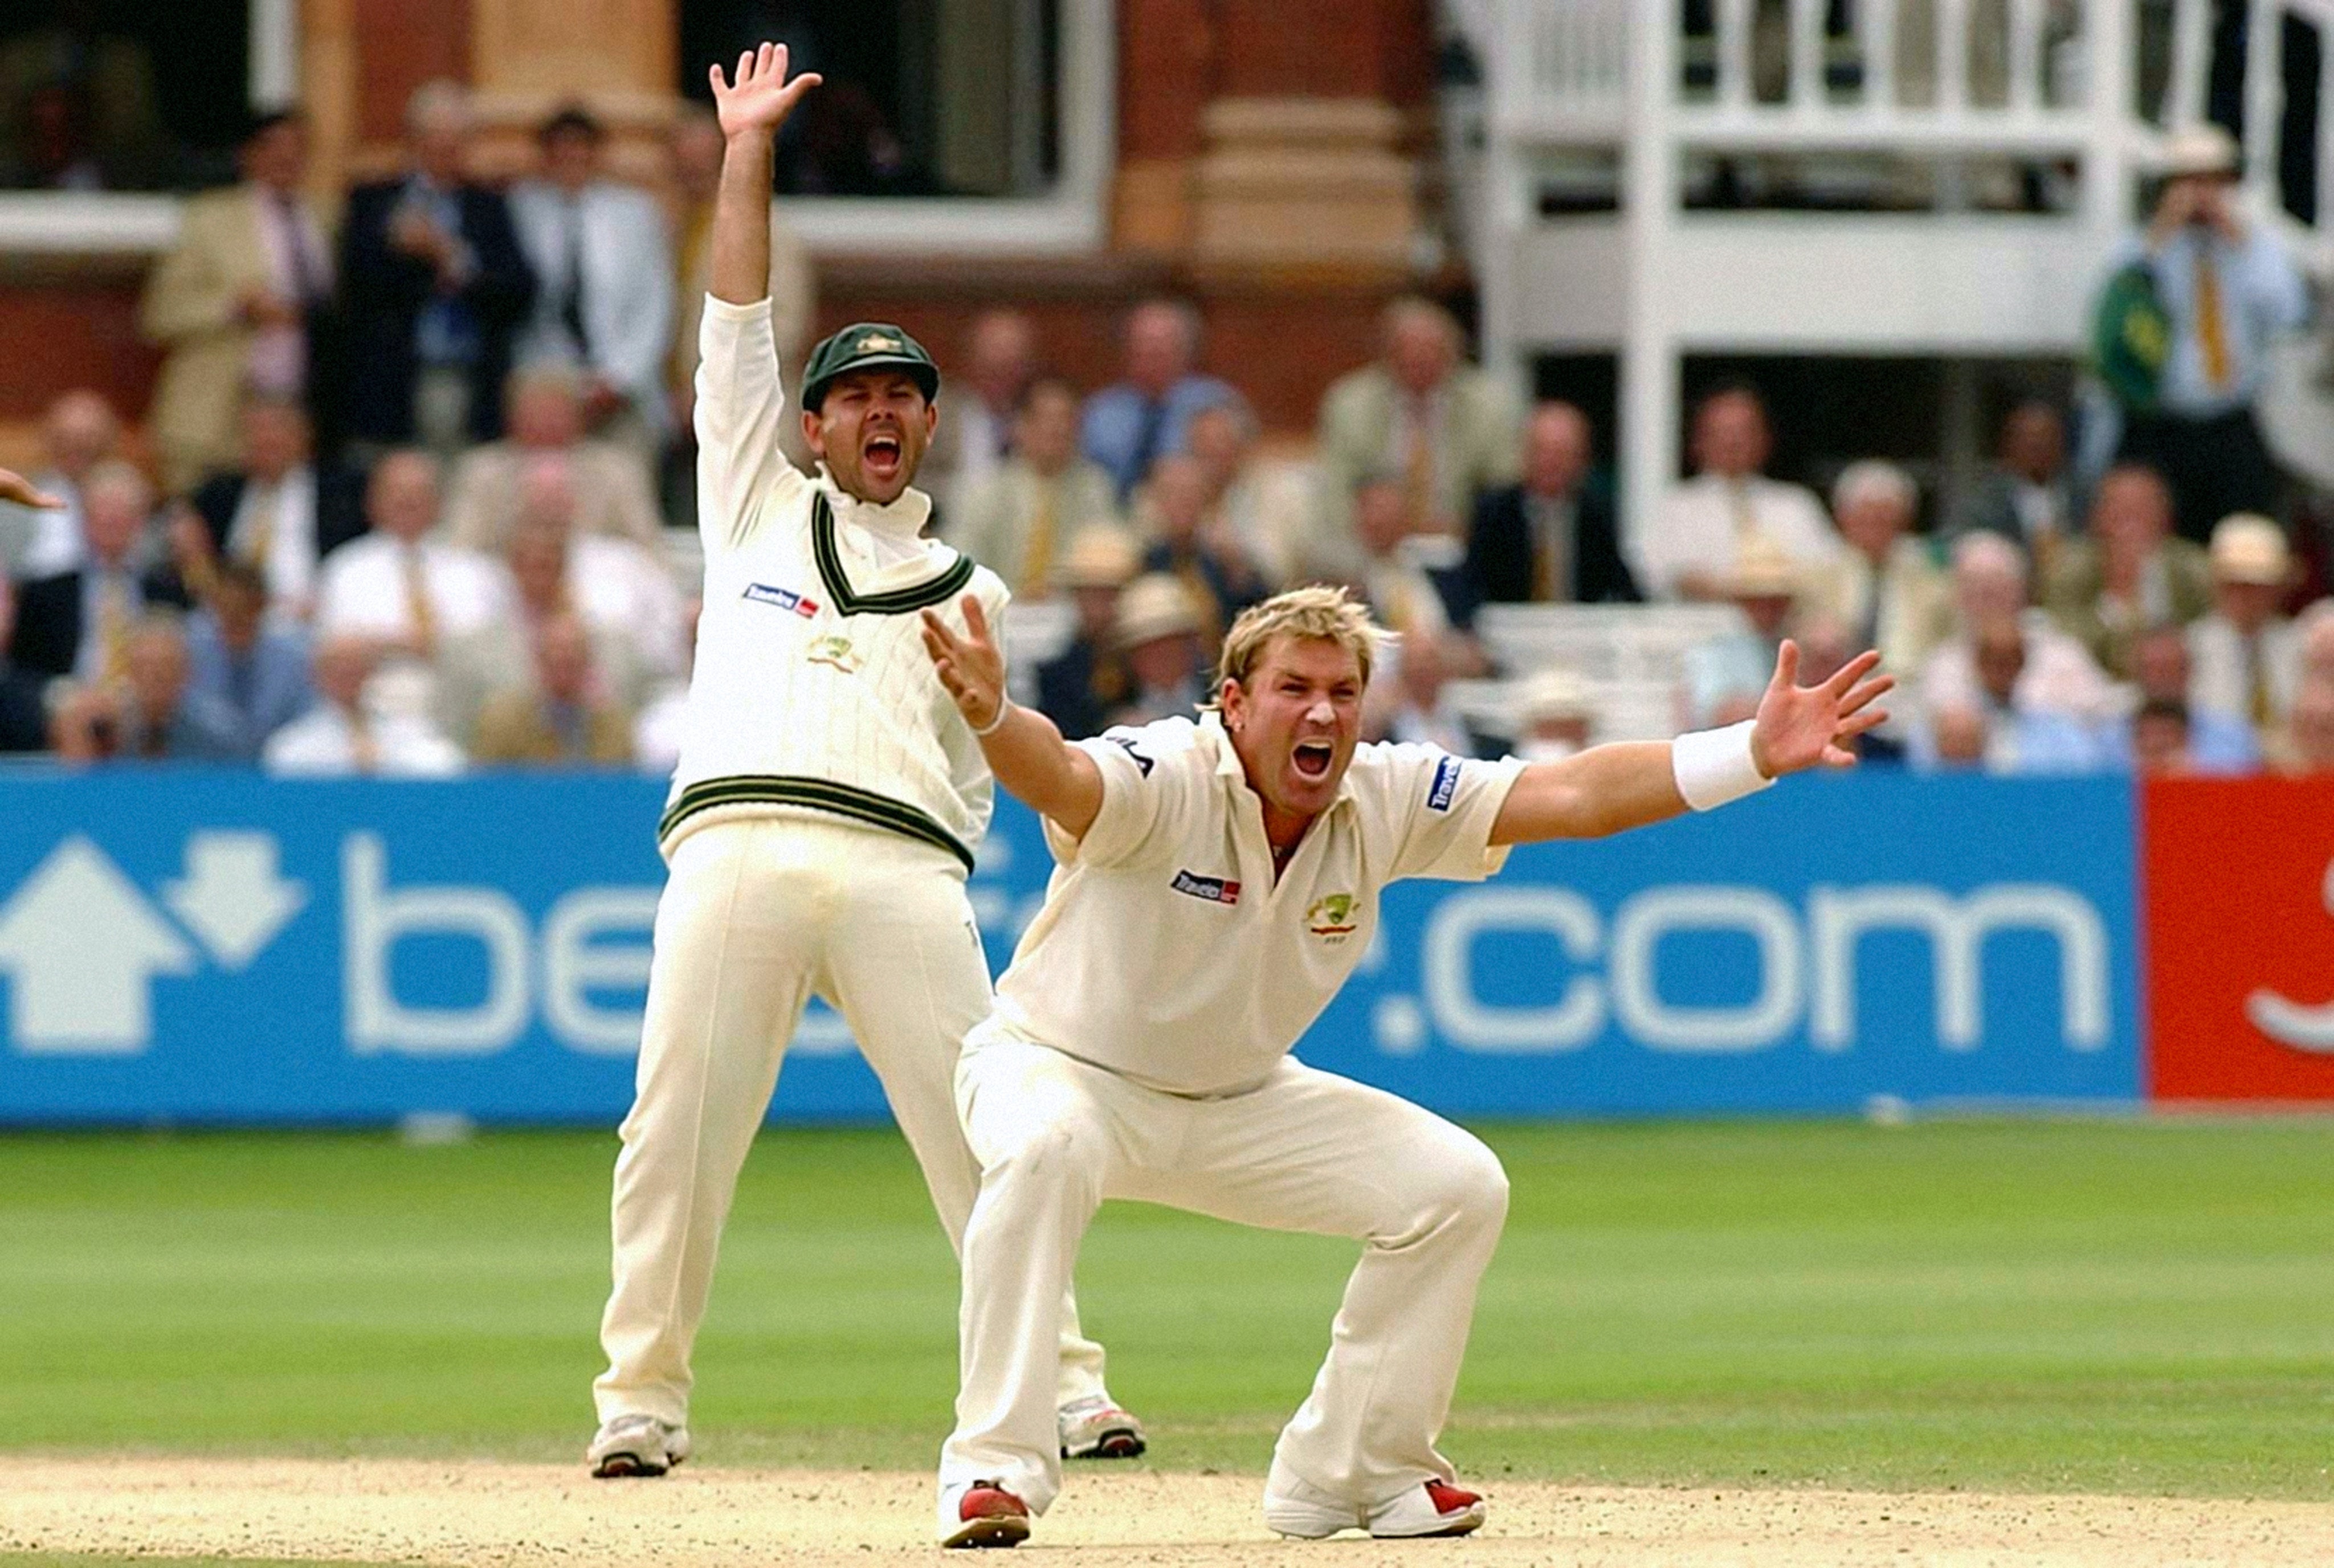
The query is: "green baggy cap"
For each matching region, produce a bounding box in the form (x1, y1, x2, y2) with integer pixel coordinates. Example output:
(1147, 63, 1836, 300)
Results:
(800, 322, 940, 411)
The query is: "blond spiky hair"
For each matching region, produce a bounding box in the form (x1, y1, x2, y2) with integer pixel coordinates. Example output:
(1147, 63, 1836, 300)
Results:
(1217, 584, 1388, 692)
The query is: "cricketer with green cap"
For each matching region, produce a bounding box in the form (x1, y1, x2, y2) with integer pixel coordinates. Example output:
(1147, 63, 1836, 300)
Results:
(801, 322, 941, 410)
(583, 40, 1145, 1488)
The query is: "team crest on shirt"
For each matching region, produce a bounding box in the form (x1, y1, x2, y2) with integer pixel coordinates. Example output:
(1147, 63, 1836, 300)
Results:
(744, 581, 821, 618)
(1170, 869, 1241, 906)
(1306, 893, 1358, 943)
(806, 634, 861, 673)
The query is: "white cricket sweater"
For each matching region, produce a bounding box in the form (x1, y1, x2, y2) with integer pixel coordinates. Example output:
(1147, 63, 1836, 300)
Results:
(659, 296, 1009, 873)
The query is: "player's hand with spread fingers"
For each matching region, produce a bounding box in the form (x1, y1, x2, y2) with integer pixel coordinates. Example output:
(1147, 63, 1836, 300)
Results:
(1748, 641, 1894, 778)
(0, 467, 63, 511)
(708, 42, 821, 142)
(920, 596, 1008, 733)
(923, 594, 1107, 838)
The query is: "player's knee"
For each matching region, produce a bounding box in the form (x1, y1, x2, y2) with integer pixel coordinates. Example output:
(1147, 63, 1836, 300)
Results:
(1409, 1134, 1508, 1237)
(1443, 1136, 1510, 1230)
(1375, 1134, 1508, 1248)
(981, 1114, 1107, 1191)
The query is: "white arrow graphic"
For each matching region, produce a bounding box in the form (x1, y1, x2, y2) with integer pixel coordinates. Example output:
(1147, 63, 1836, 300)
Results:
(0, 837, 198, 1054)
(2246, 855, 2334, 1051)
(163, 831, 308, 970)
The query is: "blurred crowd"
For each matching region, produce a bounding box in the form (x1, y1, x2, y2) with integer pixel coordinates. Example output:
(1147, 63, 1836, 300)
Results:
(3, 92, 2329, 783)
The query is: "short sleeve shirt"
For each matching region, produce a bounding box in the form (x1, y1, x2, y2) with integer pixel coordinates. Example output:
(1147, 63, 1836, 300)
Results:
(983, 712, 1524, 1096)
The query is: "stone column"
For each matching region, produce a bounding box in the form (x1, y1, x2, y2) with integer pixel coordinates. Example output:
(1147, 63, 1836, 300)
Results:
(1186, 0, 1432, 274)
(466, 0, 678, 181)
(299, 0, 360, 200)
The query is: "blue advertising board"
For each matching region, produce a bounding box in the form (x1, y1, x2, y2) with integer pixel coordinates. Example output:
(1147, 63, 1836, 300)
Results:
(0, 769, 2140, 1124)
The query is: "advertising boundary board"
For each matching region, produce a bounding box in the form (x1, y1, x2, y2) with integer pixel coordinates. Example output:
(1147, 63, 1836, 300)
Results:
(0, 767, 2156, 1124)
(2141, 775, 2334, 1102)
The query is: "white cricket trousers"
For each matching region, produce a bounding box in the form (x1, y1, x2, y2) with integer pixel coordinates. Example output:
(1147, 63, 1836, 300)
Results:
(594, 817, 1109, 1427)
(940, 1034, 1509, 1523)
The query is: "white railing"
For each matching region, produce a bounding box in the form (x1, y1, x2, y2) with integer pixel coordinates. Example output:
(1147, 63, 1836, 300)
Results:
(1458, 0, 2334, 538)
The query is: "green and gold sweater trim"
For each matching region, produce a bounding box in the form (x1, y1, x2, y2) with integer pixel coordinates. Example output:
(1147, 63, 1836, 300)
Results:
(659, 774, 977, 872)
(811, 492, 974, 616)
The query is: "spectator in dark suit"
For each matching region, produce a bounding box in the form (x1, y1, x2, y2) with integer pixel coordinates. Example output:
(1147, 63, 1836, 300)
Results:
(1465, 401, 1641, 607)
(49, 614, 243, 763)
(165, 396, 365, 621)
(1954, 401, 2074, 558)
(338, 80, 536, 455)
(5, 389, 119, 580)
(183, 560, 312, 759)
(7, 461, 186, 684)
(0, 576, 49, 752)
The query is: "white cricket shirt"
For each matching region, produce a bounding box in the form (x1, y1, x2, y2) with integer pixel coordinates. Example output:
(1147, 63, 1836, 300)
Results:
(981, 712, 1525, 1096)
(661, 297, 1009, 872)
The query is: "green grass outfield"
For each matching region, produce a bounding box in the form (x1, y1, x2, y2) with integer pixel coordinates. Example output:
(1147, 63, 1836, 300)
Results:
(6, 1119, 2334, 1499)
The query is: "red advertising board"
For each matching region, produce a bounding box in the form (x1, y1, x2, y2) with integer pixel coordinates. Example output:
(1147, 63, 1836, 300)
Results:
(2144, 777, 2334, 1100)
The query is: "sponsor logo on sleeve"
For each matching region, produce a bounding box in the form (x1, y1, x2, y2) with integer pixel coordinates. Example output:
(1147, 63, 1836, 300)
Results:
(1170, 869, 1241, 906)
(1427, 756, 1463, 812)
(744, 582, 821, 618)
(1105, 734, 1156, 778)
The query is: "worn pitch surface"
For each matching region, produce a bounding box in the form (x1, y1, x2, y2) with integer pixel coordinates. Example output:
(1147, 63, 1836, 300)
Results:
(9, 1457, 2334, 1567)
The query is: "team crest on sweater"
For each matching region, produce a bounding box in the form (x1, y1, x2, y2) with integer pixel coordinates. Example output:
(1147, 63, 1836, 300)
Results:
(806, 634, 862, 673)
(1306, 893, 1358, 942)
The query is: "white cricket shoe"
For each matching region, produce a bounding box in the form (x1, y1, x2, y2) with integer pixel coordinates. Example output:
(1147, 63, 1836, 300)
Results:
(1264, 1477, 1487, 1540)
(1057, 1394, 1147, 1459)
(587, 1413, 691, 1478)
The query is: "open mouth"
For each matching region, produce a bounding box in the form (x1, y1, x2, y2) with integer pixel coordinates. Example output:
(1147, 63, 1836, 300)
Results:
(862, 431, 903, 478)
(1292, 740, 1334, 781)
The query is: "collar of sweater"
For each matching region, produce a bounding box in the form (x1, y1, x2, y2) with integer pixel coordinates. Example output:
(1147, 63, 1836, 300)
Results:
(814, 467, 933, 549)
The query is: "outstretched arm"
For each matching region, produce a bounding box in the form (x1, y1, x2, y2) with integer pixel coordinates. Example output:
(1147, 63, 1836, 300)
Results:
(707, 43, 819, 305)
(1490, 643, 1891, 846)
(923, 597, 1107, 842)
(0, 469, 62, 511)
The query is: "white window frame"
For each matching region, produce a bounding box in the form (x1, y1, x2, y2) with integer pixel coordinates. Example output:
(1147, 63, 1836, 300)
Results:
(0, 0, 1116, 259)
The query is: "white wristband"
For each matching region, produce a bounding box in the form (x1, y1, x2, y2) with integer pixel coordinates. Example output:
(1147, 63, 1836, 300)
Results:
(1671, 720, 1774, 811)
(971, 698, 1013, 738)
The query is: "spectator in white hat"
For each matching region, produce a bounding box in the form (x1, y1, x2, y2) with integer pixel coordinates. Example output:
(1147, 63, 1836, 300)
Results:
(1683, 537, 1802, 728)
(1104, 572, 1206, 730)
(1509, 667, 1595, 763)
(1033, 525, 1140, 741)
(2186, 512, 2302, 732)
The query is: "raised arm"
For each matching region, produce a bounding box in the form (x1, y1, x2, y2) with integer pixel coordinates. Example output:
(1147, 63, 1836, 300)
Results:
(696, 44, 819, 549)
(707, 44, 819, 305)
(1490, 643, 1891, 845)
(923, 597, 1107, 840)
